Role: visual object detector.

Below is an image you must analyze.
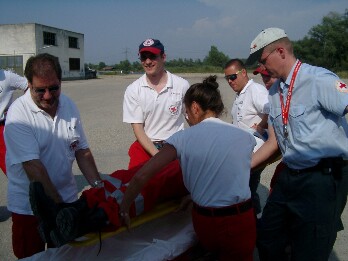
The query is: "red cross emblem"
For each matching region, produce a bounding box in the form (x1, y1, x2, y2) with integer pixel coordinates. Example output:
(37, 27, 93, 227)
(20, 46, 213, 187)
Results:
(336, 81, 348, 93)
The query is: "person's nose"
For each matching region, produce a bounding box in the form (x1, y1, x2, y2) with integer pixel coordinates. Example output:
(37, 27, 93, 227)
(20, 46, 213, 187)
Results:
(42, 89, 53, 99)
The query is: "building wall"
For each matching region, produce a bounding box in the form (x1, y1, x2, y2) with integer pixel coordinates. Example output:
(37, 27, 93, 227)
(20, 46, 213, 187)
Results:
(0, 23, 85, 80)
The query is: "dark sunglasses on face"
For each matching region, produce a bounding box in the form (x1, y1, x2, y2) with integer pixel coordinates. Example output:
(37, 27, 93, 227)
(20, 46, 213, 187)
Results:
(33, 85, 60, 94)
(139, 53, 160, 62)
(224, 70, 242, 81)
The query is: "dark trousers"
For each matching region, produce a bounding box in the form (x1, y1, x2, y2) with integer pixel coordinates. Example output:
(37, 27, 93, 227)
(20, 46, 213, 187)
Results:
(250, 168, 264, 215)
(257, 164, 348, 261)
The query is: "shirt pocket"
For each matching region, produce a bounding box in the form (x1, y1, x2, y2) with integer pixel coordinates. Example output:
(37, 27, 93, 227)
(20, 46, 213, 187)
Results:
(288, 105, 306, 139)
(269, 107, 282, 136)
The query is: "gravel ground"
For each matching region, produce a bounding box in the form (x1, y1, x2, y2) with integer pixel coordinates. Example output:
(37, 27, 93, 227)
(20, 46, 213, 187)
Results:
(0, 73, 347, 260)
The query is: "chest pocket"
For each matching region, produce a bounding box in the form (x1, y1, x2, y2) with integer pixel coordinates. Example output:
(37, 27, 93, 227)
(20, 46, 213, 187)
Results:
(270, 105, 306, 139)
(288, 105, 306, 138)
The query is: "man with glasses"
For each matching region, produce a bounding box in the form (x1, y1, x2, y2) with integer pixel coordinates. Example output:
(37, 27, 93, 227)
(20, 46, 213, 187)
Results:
(247, 27, 348, 260)
(123, 38, 189, 169)
(224, 58, 269, 217)
(4, 53, 102, 258)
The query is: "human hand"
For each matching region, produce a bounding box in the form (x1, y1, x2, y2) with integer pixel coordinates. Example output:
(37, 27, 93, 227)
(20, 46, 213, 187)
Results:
(119, 211, 131, 231)
(175, 195, 192, 212)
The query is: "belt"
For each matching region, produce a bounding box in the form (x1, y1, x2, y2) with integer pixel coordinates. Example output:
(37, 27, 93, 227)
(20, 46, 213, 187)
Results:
(288, 157, 348, 178)
(153, 141, 165, 149)
(193, 199, 253, 217)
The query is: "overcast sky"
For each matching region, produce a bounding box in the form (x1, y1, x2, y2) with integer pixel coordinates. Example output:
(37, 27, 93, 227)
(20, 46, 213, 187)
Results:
(1, 0, 347, 64)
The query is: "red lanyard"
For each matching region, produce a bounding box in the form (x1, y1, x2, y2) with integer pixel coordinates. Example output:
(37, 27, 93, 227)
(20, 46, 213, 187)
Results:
(279, 60, 302, 137)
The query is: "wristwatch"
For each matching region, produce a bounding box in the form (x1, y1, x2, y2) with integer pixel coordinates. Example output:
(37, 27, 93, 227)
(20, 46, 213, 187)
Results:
(92, 180, 103, 188)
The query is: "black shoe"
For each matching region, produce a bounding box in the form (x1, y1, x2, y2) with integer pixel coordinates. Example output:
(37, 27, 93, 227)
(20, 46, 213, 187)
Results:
(29, 182, 60, 243)
(56, 205, 109, 243)
(50, 228, 70, 247)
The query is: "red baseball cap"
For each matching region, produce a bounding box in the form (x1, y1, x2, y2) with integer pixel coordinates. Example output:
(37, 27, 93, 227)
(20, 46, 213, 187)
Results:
(139, 39, 164, 54)
(253, 66, 270, 76)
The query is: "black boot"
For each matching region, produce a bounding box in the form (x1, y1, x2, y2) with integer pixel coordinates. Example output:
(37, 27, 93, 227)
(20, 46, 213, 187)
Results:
(55, 205, 109, 245)
(29, 182, 61, 243)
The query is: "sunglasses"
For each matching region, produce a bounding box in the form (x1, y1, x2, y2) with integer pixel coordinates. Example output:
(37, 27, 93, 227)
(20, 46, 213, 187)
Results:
(139, 53, 160, 61)
(258, 48, 277, 65)
(224, 70, 242, 81)
(33, 85, 60, 94)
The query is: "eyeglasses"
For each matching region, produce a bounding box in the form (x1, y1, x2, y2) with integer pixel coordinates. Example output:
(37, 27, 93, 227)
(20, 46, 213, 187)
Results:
(258, 48, 277, 65)
(33, 85, 60, 94)
(139, 53, 160, 61)
(224, 70, 242, 81)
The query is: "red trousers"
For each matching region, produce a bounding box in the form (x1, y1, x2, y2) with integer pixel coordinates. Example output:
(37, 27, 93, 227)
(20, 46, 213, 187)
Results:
(192, 207, 256, 261)
(82, 160, 188, 230)
(12, 213, 54, 259)
(128, 140, 152, 169)
(0, 124, 6, 175)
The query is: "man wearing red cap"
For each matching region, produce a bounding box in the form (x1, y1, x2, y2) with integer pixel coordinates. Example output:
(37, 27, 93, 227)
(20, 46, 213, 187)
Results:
(123, 38, 189, 169)
(253, 66, 277, 90)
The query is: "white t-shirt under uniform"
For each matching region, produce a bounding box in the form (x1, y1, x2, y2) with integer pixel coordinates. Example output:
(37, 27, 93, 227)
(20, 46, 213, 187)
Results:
(123, 71, 189, 141)
(5, 91, 89, 215)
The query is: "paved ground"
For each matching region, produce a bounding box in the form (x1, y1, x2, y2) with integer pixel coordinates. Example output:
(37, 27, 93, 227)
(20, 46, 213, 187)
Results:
(0, 73, 347, 260)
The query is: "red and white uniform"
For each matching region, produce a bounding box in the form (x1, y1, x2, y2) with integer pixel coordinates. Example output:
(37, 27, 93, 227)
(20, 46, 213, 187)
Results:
(166, 117, 257, 261)
(123, 71, 189, 168)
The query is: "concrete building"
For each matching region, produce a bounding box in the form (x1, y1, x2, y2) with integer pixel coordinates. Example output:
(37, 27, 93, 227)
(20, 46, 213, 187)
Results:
(0, 23, 86, 80)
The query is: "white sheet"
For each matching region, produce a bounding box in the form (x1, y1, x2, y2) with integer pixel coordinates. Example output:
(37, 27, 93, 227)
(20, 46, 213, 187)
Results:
(21, 209, 196, 261)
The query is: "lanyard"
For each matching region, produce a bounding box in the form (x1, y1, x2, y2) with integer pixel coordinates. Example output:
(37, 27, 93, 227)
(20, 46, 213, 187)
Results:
(279, 60, 302, 138)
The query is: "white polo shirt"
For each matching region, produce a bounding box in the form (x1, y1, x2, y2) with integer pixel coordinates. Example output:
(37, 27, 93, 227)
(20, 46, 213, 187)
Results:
(166, 117, 255, 207)
(5, 90, 89, 215)
(0, 70, 28, 121)
(231, 79, 269, 129)
(123, 71, 189, 141)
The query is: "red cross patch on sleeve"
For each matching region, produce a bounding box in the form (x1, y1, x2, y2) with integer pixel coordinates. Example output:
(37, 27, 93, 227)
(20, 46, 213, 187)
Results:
(335, 80, 348, 93)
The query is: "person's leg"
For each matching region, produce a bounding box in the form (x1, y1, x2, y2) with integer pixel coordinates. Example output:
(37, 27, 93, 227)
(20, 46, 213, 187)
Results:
(249, 168, 263, 215)
(192, 207, 256, 261)
(289, 168, 347, 261)
(12, 213, 46, 259)
(257, 167, 289, 261)
(0, 125, 6, 175)
(128, 141, 151, 169)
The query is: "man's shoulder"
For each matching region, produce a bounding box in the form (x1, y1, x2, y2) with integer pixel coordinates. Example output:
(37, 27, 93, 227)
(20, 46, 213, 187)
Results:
(125, 74, 146, 91)
(167, 72, 190, 89)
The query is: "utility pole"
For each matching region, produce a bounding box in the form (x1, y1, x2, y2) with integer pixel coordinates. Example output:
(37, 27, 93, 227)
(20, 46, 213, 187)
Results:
(123, 48, 129, 61)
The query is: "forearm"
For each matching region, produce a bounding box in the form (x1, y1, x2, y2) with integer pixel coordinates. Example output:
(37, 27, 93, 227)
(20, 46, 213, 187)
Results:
(75, 148, 102, 186)
(132, 123, 159, 156)
(22, 159, 62, 203)
(251, 125, 279, 170)
(120, 145, 177, 213)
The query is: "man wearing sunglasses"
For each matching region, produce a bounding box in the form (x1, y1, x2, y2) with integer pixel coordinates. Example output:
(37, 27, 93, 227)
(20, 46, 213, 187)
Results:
(224, 58, 269, 217)
(123, 39, 189, 170)
(247, 27, 348, 261)
(4, 53, 102, 258)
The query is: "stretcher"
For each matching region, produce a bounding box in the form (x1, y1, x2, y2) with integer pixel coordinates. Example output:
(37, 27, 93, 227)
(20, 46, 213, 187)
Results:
(70, 200, 183, 247)
(21, 200, 197, 261)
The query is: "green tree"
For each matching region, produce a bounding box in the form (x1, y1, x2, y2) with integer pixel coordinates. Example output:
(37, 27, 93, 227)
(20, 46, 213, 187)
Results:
(294, 9, 348, 71)
(118, 60, 131, 74)
(203, 46, 230, 68)
(98, 62, 106, 70)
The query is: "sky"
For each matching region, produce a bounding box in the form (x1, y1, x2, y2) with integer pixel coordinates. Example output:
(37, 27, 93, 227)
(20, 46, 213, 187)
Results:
(1, 0, 347, 65)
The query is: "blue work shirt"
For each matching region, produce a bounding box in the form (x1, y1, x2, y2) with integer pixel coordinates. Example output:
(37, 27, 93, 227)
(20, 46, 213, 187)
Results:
(268, 60, 348, 169)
